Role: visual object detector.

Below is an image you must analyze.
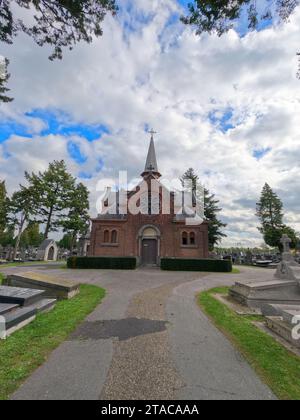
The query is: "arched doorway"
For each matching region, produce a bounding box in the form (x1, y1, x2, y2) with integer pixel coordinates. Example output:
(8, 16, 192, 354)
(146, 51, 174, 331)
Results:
(139, 226, 160, 266)
(48, 246, 55, 261)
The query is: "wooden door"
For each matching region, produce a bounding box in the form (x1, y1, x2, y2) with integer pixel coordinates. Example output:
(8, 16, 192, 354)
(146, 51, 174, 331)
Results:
(142, 239, 158, 266)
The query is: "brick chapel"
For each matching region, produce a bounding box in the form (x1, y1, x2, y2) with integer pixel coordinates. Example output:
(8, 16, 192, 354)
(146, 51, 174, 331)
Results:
(90, 133, 209, 266)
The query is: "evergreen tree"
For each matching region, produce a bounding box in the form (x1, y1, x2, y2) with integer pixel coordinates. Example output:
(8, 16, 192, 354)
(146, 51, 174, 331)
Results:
(24, 160, 77, 239)
(204, 188, 227, 251)
(181, 168, 227, 250)
(256, 183, 299, 250)
(0, 59, 13, 103)
(61, 182, 90, 251)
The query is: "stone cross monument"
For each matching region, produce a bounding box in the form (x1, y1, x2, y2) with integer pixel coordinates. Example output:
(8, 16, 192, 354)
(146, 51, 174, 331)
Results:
(281, 234, 292, 253)
(280, 234, 295, 264)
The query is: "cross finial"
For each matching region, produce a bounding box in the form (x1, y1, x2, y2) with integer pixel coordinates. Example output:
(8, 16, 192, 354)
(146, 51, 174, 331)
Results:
(149, 128, 157, 139)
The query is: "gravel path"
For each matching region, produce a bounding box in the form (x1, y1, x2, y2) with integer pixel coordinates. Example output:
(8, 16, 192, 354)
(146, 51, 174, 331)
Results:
(7, 266, 275, 400)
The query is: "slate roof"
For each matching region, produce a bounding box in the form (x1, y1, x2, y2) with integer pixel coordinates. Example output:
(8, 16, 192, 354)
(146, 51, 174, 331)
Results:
(38, 239, 55, 250)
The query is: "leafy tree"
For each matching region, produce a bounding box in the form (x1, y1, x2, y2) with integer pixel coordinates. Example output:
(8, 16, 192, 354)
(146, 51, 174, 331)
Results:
(182, 0, 299, 35)
(61, 182, 90, 251)
(182, 0, 300, 76)
(0, 0, 117, 101)
(8, 186, 36, 258)
(20, 223, 44, 249)
(181, 168, 227, 250)
(58, 234, 73, 250)
(0, 58, 13, 103)
(0, 226, 15, 247)
(256, 183, 299, 250)
(24, 160, 77, 239)
(1, 0, 117, 59)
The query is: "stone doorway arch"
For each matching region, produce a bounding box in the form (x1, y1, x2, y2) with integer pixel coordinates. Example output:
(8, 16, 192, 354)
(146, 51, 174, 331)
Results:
(138, 225, 161, 266)
(47, 246, 55, 261)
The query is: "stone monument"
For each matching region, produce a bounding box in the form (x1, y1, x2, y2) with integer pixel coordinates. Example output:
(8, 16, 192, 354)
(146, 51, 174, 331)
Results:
(230, 234, 300, 348)
(274, 234, 300, 282)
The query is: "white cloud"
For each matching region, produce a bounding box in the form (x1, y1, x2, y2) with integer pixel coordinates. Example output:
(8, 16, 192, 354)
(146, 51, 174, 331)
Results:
(0, 0, 300, 246)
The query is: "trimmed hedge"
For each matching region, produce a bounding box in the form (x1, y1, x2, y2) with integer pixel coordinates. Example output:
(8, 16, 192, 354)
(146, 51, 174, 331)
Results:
(160, 258, 232, 272)
(67, 256, 137, 270)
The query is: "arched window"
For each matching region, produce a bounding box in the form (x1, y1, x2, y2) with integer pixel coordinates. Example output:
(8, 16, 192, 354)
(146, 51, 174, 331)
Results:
(190, 232, 196, 246)
(111, 230, 118, 244)
(104, 230, 110, 243)
(182, 232, 188, 246)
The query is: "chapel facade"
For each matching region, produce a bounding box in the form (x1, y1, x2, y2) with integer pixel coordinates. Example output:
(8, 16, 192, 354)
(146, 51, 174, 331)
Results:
(89, 133, 209, 266)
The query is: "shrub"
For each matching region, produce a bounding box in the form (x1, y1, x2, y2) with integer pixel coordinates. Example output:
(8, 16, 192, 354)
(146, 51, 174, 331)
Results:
(67, 256, 137, 270)
(160, 258, 232, 272)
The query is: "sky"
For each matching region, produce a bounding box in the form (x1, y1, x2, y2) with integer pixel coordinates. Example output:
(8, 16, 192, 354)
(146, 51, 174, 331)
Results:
(0, 0, 300, 247)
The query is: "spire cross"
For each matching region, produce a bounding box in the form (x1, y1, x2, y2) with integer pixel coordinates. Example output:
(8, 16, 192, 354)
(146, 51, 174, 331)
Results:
(149, 129, 157, 139)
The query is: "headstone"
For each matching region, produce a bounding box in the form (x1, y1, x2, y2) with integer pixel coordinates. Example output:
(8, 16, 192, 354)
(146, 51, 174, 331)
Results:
(229, 234, 300, 349)
(275, 234, 300, 281)
(230, 234, 300, 311)
(280, 234, 296, 264)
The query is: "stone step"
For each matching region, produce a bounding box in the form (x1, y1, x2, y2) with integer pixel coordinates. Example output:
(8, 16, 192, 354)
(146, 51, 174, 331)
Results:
(233, 280, 296, 295)
(30, 298, 56, 313)
(0, 285, 45, 307)
(266, 316, 300, 349)
(265, 304, 300, 324)
(0, 303, 19, 316)
(1, 307, 37, 339)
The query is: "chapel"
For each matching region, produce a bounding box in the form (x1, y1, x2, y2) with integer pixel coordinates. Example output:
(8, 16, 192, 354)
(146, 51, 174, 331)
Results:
(90, 133, 209, 266)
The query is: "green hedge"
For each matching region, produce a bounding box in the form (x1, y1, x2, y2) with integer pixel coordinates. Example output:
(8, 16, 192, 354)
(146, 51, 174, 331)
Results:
(67, 256, 137, 270)
(160, 258, 232, 272)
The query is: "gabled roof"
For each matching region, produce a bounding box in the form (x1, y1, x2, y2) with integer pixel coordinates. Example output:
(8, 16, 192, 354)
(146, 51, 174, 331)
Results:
(38, 239, 56, 250)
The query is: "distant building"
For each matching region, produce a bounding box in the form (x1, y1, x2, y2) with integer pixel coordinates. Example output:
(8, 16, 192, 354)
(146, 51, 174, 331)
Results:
(78, 231, 91, 257)
(90, 134, 209, 266)
(37, 239, 58, 262)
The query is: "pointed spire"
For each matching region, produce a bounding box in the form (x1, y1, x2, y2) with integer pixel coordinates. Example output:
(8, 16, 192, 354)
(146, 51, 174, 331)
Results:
(141, 130, 161, 178)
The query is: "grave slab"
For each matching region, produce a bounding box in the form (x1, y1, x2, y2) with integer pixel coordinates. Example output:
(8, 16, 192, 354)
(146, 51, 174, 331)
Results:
(5, 272, 80, 300)
(0, 285, 45, 306)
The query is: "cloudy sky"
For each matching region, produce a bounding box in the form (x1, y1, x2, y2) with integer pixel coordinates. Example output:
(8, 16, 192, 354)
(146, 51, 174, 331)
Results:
(0, 0, 300, 247)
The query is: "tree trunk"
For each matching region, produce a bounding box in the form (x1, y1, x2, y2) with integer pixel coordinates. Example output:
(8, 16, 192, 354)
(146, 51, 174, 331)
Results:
(13, 215, 26, 260)
(44, 207, 53, 239)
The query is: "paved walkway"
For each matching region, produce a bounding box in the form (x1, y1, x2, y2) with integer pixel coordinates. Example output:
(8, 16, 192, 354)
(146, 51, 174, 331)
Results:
(2, 265, 275, 400)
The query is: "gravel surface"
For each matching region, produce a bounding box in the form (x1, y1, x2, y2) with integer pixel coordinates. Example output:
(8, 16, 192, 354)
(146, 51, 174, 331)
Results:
(8, 266, 276, 400)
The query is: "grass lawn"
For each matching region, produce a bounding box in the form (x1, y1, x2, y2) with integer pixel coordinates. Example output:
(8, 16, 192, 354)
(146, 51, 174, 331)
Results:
(0, 261, 66, 269)
(198, 287, 300, 400)
(0, 283, 105, 400)
(231, 267, 240, 274)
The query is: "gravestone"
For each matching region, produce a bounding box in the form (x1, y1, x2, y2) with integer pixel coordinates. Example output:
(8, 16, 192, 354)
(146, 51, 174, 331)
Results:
(0, 285, 56, 339)
(245, 249, 253, 265)
(5, 272, 80, 300)
(230, 235, 300, 311)
(229, 235, 300, 348)
(274, 234, 300, 282)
